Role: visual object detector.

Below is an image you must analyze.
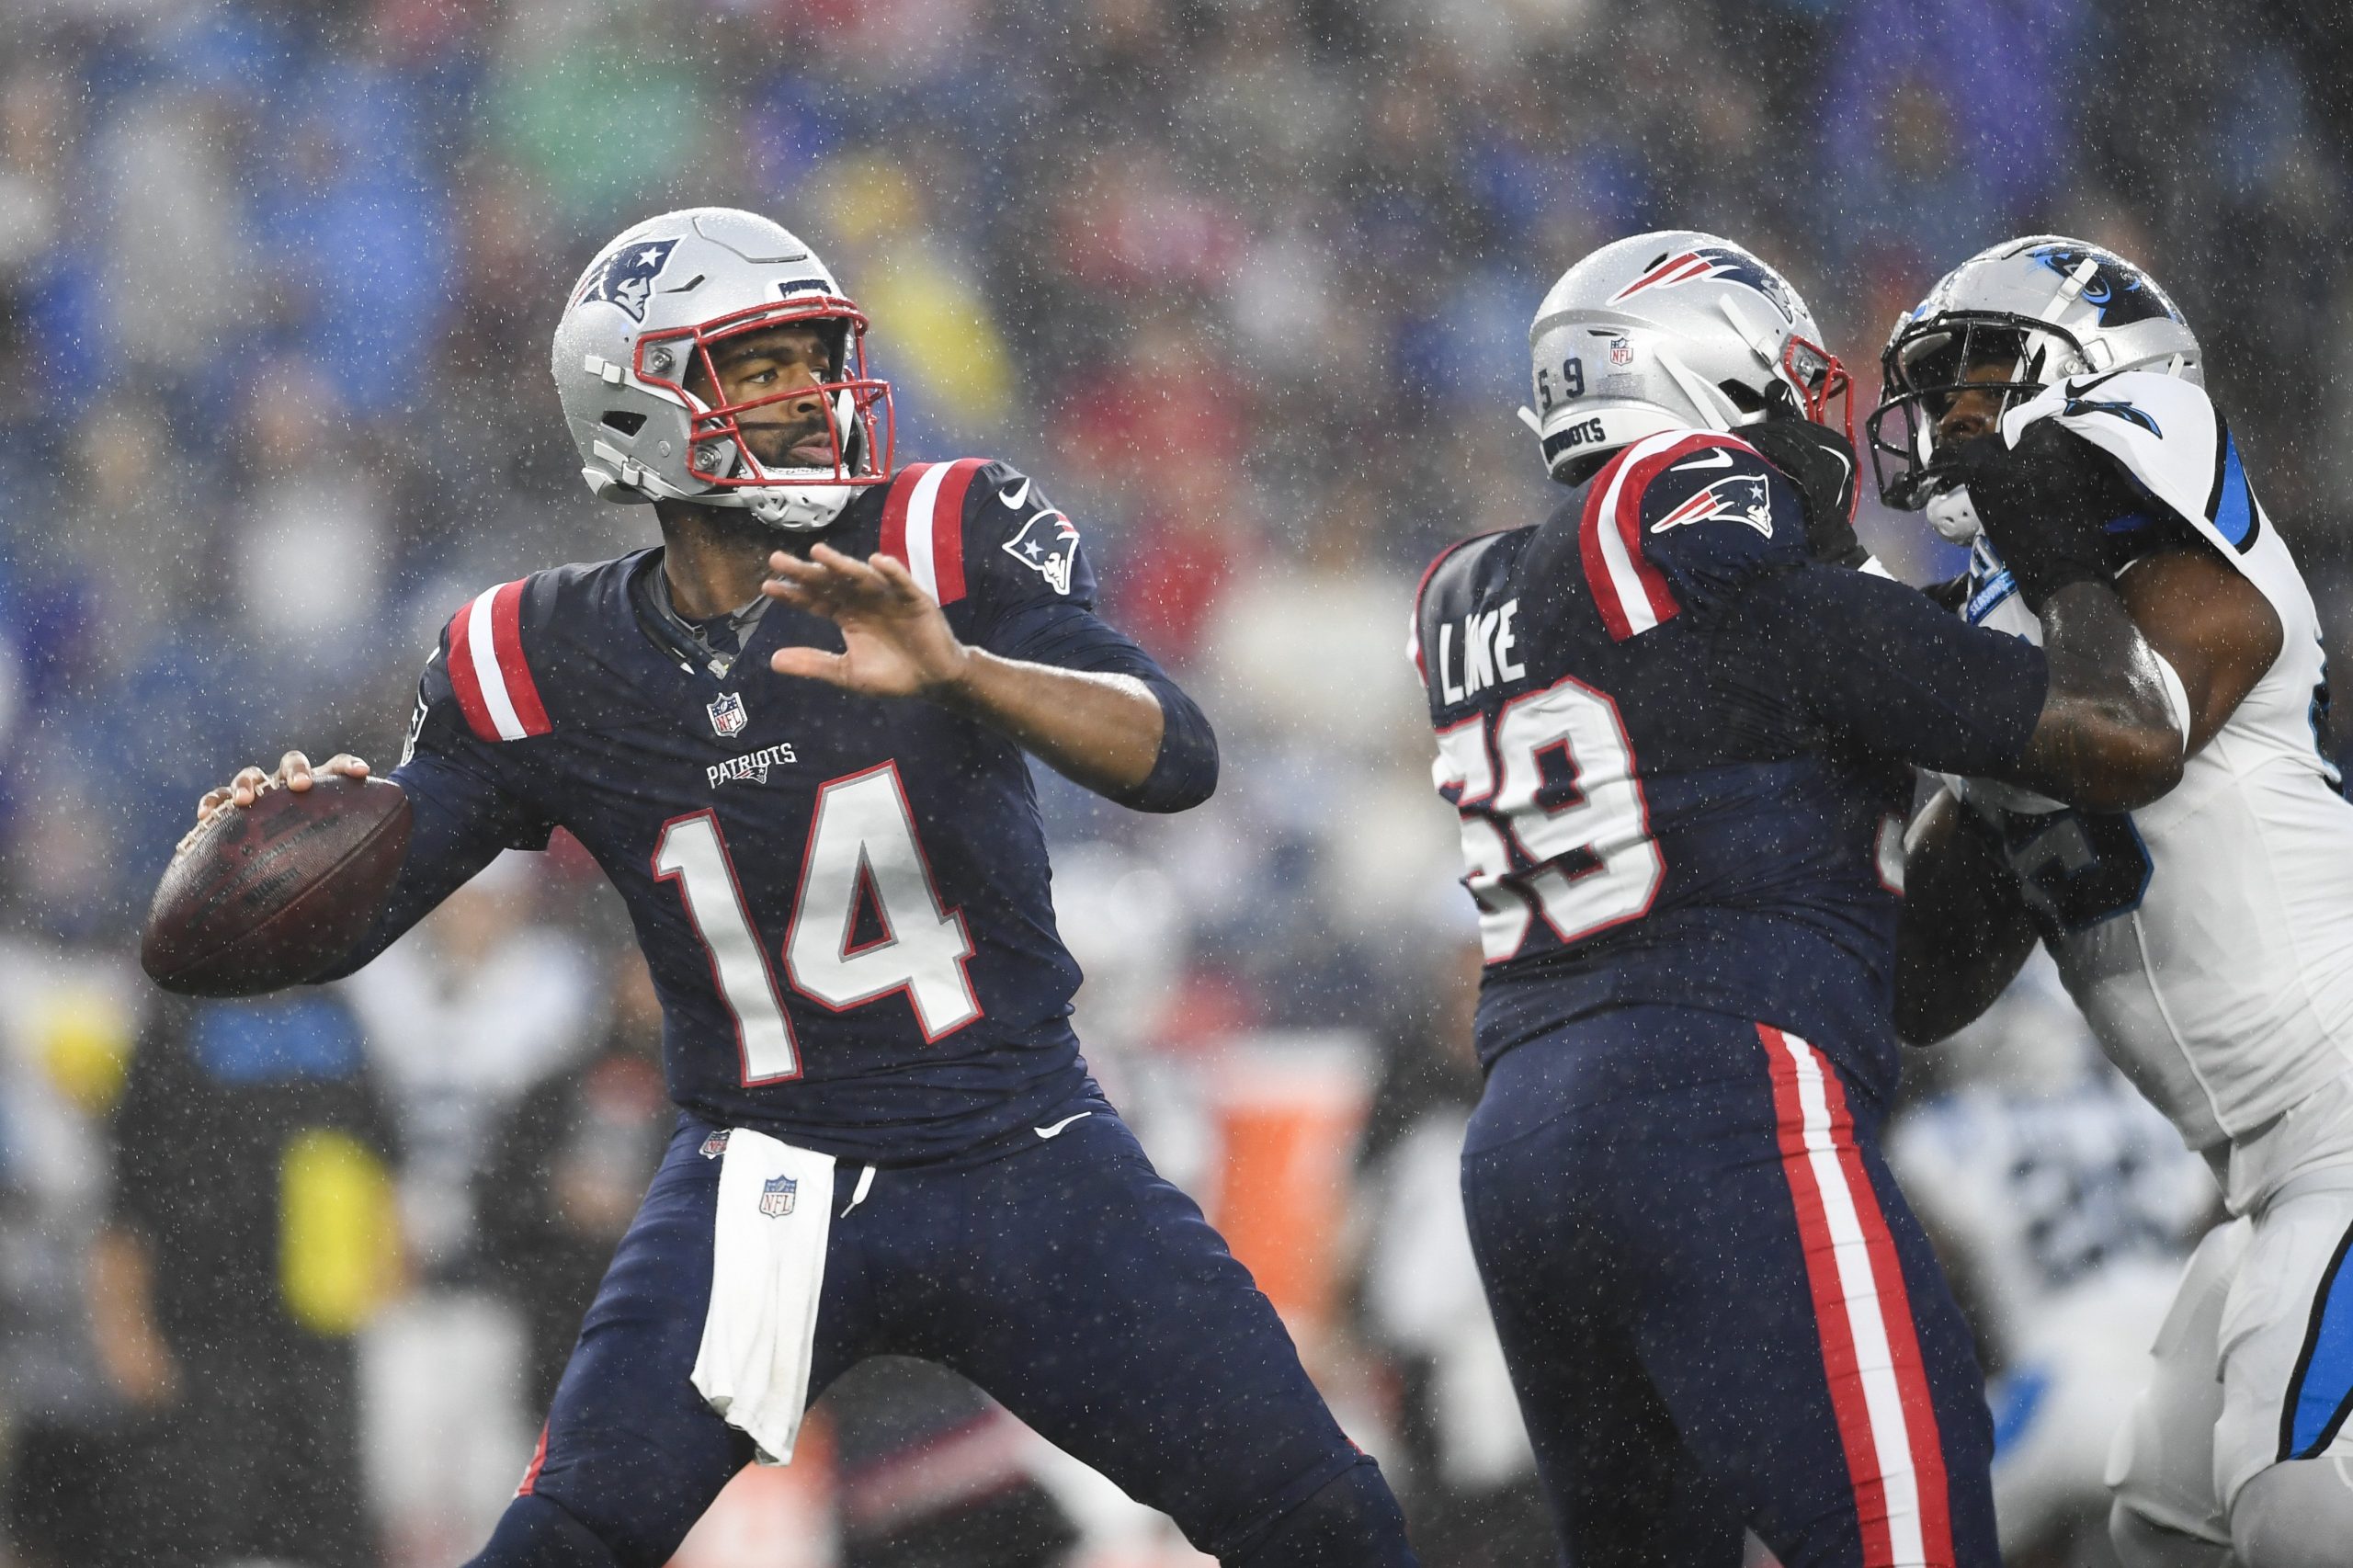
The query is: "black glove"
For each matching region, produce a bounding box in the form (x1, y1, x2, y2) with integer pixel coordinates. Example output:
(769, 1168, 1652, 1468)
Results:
(1938, 421, 2137, 610)
(1743, 390, 1866, 568)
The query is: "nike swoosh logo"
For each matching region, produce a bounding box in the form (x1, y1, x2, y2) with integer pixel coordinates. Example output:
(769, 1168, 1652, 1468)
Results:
(1034, 1111, 1094, 1140)
(998, 478, 1032, 509)
(1668, 450, 1734, 472)
(2066, 369, 2131, 398)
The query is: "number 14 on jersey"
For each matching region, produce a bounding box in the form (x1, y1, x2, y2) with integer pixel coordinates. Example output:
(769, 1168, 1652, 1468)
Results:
(653, 763, 982, 1083)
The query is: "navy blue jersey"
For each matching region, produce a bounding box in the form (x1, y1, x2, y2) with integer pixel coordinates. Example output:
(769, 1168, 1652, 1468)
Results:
(1414, 428, 2050, 1094)
(339, 460, 1203, 1164)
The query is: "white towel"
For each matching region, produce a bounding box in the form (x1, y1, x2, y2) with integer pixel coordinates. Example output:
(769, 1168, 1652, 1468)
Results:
(688, 1129, 835, 1464)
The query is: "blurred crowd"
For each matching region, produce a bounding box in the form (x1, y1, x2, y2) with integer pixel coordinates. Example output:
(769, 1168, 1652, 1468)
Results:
(2, 1, 2350, 1565)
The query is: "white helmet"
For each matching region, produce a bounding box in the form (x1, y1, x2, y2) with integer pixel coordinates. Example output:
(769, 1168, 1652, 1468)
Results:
(1521, 231, 1849, 484)
(550, 207, 892, 532)
(1868, 234, 2200, 511)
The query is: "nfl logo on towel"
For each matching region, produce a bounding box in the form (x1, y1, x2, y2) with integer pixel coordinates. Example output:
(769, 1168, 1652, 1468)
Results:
(708, 692, 748, 737)
(759, 1175, 797, 1218)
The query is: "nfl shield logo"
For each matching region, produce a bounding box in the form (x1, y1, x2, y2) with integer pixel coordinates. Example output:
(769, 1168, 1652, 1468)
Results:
(708, 692, 748, 737)
(759, 1175, 798, 1218)
(699, 1130, 731, 1160)
(1609, 336, 1634, 367)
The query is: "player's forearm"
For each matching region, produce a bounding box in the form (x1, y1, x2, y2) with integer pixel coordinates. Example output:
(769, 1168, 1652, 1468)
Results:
(1893, 793, 2040, 1046)
(2009, 582, 2187, 812)
(933, 650, 1167, 801)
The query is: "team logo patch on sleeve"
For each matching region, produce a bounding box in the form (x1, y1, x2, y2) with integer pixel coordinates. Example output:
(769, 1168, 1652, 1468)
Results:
(1001, 508, 1082, 595)
(1650, 473, 1774, 538)
(577, 237, 680, 323)
(758, 1175, 798, 1217)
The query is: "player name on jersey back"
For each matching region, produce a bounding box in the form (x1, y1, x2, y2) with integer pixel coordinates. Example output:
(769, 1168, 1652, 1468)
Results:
(1414, 432, 1920, 1089)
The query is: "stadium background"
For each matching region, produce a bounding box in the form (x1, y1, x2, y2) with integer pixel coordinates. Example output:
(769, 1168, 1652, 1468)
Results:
(2, 2, 2350, 1566)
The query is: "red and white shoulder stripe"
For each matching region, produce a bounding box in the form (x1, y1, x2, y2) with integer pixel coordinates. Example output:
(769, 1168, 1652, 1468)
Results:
(877, 460, 990, 608)
(1758, 1025, 1956, 1568)
(1578, 430, 1760, 642)
(445, 579, 552, 743)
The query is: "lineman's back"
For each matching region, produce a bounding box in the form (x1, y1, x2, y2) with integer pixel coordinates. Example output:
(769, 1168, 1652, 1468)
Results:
(1415, 425, 2046, 1096)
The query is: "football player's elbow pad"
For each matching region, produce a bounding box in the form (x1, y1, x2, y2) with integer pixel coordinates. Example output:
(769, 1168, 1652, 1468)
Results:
(1120, 676, 1218, 813)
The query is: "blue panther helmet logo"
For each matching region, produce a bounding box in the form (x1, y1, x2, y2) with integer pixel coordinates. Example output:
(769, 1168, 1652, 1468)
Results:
(576, 236, 680, 323)
(2027, 244, 2178, 328)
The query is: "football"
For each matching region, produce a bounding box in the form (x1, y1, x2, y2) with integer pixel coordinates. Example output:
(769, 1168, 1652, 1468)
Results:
(141, 776, 413, 997)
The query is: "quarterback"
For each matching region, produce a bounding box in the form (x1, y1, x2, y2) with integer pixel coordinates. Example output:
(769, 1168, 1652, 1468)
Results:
(1886, 236, 2353, 1568)
(189, 208, 1417, 1568)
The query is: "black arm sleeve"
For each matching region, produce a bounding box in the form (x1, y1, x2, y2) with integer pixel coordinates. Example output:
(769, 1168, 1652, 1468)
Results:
(985, 599, 1220, 813)
(1720, 563, 2051, 776)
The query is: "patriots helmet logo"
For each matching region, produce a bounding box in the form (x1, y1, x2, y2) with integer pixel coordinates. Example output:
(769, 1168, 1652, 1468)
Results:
(2028, 244, 2179, 328)
(1650, 473, 1774, 539)
(1610, 245, 1799, 323)
(1001, 509, 1082, 596)
(577, 236, 680, 323)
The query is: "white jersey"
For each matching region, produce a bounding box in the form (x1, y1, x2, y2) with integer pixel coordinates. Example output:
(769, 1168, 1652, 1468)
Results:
(1951, 371, 2353, 1195)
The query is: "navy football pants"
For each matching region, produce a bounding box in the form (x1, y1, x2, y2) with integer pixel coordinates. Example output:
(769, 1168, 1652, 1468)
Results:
(1461, 1006, 1999, 1568)
(472, 1100, 1412, 1568)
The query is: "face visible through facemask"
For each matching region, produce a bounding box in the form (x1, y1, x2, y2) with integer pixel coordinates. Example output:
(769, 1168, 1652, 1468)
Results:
(682, 324, 843, 475)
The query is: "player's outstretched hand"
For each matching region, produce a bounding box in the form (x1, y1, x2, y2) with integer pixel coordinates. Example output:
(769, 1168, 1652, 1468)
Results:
(764, 544, 973, 699)
(190, 751, 371, 836)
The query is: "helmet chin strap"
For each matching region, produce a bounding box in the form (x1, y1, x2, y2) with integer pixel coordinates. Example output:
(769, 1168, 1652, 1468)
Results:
(696, 388, 869, 530)
(745, 489, 848, 531)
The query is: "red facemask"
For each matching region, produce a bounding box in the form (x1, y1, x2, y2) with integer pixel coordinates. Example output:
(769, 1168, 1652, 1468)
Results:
(1782, 333, 1854, 448)
(633, 295, 895, 493)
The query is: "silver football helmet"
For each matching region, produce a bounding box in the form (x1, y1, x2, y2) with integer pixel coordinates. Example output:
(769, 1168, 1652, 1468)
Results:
(1869, 234, 2200, 513)
(1521, 231, 1850, 484)
(551, 208, 892, 532)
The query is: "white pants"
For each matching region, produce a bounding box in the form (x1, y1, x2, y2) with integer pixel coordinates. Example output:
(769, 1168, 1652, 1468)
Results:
(2107, 1173, 2353, 1545)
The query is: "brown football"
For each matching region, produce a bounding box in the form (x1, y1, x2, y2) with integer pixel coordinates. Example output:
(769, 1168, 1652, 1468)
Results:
(142, 775, 412, 996)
